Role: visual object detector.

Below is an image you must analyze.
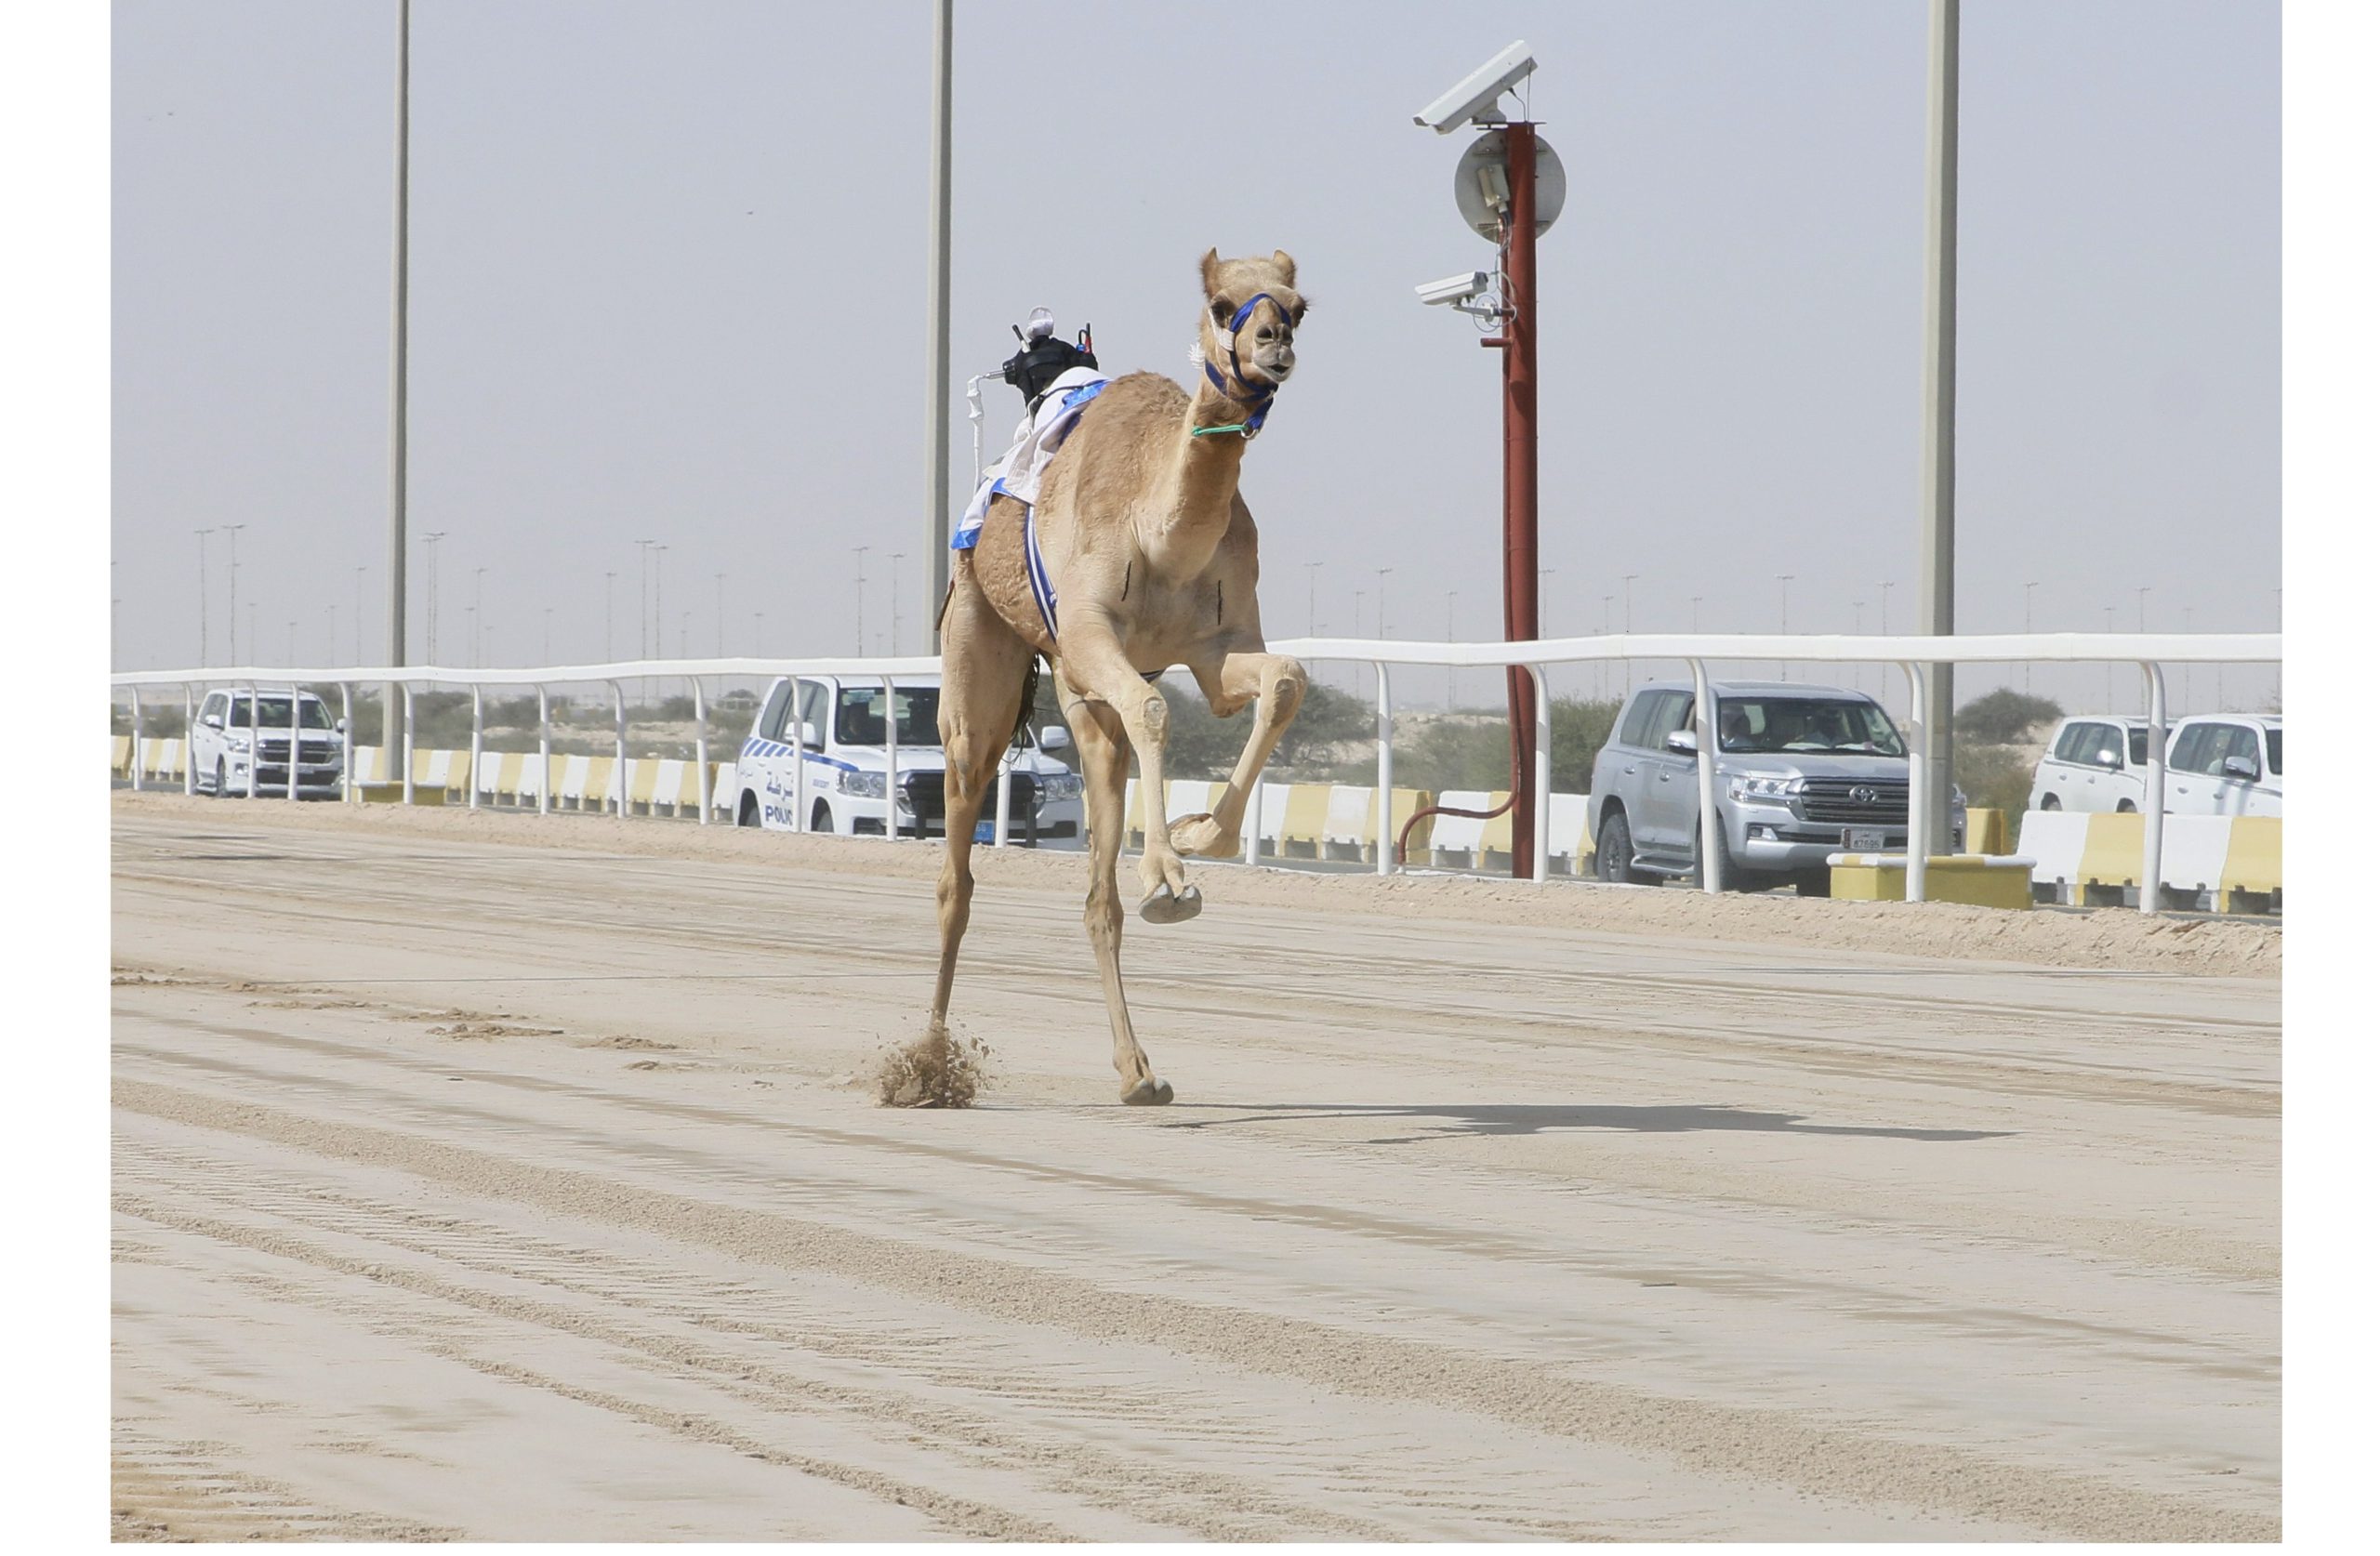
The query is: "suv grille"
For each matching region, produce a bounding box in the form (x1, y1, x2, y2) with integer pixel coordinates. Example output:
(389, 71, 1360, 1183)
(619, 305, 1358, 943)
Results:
(1796, 777, 1908, 824)
(898, 771, 1037, 827)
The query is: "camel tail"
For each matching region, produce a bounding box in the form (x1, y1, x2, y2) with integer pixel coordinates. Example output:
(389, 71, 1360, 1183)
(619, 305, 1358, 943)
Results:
(1012, 654, 1041, 752)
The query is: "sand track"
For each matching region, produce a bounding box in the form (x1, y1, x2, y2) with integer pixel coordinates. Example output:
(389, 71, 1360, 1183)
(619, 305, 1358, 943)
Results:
(110, 793, 2278, 1539)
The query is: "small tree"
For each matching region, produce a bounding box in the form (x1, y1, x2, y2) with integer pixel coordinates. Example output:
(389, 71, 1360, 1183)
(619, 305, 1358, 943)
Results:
(1957, 688, 2061, 745)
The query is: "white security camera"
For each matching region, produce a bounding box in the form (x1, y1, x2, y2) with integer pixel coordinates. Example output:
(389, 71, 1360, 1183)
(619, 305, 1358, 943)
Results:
(1415, 271, 1492, 307)
(1413, 41, 1536, 135)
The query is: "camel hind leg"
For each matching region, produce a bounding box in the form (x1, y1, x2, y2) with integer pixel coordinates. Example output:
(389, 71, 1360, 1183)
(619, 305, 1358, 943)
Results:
(929, 573, 1034, 1034)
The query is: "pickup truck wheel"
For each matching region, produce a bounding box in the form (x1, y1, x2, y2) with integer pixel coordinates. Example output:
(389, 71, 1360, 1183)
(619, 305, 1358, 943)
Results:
(1594, 811, 1657, 886)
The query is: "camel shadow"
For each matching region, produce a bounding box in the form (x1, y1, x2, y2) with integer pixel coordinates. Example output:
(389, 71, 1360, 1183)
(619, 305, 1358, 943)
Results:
(1163, 1102, 2011, 1146)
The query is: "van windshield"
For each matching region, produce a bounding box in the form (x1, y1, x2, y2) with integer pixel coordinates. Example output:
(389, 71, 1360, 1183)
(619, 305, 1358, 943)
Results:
(835, 686, 939, 746)
(1716, 697, 1905, 756)
(226, 696, 333, 730)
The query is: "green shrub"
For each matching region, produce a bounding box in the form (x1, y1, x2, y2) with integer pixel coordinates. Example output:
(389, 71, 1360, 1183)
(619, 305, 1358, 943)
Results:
(1957, 688, 2061, 745)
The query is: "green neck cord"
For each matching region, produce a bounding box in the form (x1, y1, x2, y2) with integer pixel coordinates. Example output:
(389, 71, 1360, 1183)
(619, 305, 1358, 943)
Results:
(1190, 423, 1249, 438)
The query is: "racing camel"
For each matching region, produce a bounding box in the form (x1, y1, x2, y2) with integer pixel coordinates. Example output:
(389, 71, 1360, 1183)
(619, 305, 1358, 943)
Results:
(930, 249, 1310, 1104)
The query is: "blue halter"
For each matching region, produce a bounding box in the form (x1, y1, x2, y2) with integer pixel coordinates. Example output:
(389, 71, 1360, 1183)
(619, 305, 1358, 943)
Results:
(1198, 291, 1290, 437)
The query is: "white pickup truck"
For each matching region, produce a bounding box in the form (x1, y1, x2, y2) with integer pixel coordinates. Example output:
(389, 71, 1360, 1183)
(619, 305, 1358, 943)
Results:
(732, 673, 1083, 841)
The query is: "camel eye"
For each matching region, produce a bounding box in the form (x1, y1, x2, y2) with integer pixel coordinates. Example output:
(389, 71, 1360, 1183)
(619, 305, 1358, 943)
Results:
(1210, 299, 1235, 325)
(1289, 302, 1308, 326)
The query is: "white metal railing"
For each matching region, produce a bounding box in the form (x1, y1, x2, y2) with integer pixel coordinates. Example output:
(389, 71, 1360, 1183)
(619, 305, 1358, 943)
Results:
(109, 630, 2281, 912)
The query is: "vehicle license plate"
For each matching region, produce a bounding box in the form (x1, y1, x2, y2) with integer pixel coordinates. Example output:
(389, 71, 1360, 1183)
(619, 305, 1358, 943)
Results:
(1845, 826, 1886, 851)
(973, 820, 997, 843)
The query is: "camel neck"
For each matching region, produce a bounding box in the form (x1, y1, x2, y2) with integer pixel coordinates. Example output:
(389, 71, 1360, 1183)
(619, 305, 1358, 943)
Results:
(1148, 381, 1252, 575)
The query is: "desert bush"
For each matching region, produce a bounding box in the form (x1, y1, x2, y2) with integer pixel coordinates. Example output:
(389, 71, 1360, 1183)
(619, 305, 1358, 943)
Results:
(1957, 688, 2061, 745)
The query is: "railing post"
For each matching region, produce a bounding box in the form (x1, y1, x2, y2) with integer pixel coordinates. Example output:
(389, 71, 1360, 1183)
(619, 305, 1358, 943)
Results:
(536, 684, 551, 816)
(1690, 660, 1720, 893)
(1529, 664, 1552, 883)
(245, 680, 260, 798)
(881, 675, 901, 840)
(992, 741, 1013, 846)
(401, 683, 416, 805)
(338, 684, 353, 801)
(693, 677, 710, 824)
(611, 681, 628, 815)
(183, 685, 197, 796)
(1900, 661, 1928, 903)
(468, 683, 483, 811)
(1245, 772, 1263, 865)
(129, 687, 144, 792)
(284, 681, 299, 801)
(2141, 662, 2168, 915)
(1374, 662, 1393, 876)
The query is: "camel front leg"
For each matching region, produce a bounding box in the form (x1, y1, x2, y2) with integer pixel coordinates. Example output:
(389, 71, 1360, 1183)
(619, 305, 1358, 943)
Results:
(1170, 651, 1308, 858)
(1062, 688, 1171, 1103)
(1057, 632, 1201, 924)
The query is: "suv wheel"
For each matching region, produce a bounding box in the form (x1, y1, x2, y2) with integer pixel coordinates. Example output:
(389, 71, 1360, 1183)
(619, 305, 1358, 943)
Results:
(2115, 799, 2135, 813)
(1594, 811, 1656, 886)
(737, 793, 760, 827)
(1692, 823, 1746, 892)
(213, 758, 230, 798)
(2039, 794, 2061, 811)
(811, 799, 835, 834)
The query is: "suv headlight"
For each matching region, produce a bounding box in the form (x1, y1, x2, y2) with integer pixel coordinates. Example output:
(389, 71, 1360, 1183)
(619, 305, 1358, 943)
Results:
(1726, 773, 1799, 803)
(1039, 773, 1083, 800)
(222, 731, 251, 750)
(837, 770, 886, 798)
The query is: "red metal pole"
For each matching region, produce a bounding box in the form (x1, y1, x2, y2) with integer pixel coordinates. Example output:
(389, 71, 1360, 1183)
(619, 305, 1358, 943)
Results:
(1502, 123, 1540, 879)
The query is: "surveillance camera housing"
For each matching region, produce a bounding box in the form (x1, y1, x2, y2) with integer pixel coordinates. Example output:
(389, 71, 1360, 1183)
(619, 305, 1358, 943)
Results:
(1413, 41, 1535, 135)
(1415, 271, 1491, 307)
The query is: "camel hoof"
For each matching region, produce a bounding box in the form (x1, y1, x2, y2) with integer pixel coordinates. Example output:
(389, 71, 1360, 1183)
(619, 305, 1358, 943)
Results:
(1169, 812, 1236, 859)
(1122, 1075, 1175, 1106)
(1138, 882, 1203, 925)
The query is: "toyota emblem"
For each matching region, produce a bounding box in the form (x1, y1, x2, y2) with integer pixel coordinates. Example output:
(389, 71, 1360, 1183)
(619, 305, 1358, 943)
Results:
(1849, 785, 1878, 803)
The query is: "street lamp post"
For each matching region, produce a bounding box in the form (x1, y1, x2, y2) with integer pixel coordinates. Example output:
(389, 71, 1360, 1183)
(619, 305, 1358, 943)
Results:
(1776, 574, 1794, 679)
(604, 571, 616, 661)
(194, 529, 215, 666)
(1303, 560, 1322, 635)
(891, 552, 907, 653)
(1443, 589, 1457, 708)
(852, 547, 870, 654)
(420, 531, 445, 662)
(223, 523, 246, 663)
(1374, 566, 1393, 637)
(2023, 580, 2040, 693)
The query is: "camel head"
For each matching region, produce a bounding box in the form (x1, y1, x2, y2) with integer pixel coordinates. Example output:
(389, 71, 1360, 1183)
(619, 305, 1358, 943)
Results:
(1197, 249, 1306, 398)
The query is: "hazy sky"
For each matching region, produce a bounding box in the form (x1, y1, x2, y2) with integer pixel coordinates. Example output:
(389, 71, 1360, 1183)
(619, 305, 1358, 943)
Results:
(111, 0, 2278, 712)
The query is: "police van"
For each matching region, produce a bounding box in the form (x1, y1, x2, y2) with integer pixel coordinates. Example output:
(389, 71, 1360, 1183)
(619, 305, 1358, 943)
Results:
(732, 673, 1083, 841)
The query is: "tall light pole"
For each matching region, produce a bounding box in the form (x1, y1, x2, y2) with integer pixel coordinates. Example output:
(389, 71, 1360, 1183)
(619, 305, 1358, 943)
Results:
(852, 547, 870, 654)
(1621, 571, 1638, 691)
(472, 566, 487, 669)
(420, 531, 445, 662)
(1916, 0, 1962, 856)
(2023, 579, 2040, 693)
(714, 571, 726, 657)
(223, 522, 246, 663)
(1374, 566, 1393, 637)
(891, 551, 907, 653)
(923, 0, 955, 648)
(352, 565, 366, 664)
(195, 529, 215, 665)
(603, 571, 616, 661)
(387, 0, 411, 713)
(633, 540, 654, 657)
(1444, 589, 1458, 708)
(1776, 574, 1794, 679)
(1304, 560, 1322, 634)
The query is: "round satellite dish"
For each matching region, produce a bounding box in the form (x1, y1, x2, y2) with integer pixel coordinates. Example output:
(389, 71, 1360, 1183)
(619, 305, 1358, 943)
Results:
(1454, 128, 1565, 241)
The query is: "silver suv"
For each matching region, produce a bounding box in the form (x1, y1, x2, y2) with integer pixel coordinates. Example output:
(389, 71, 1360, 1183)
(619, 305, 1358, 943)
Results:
(1588, 679, 1964, 895)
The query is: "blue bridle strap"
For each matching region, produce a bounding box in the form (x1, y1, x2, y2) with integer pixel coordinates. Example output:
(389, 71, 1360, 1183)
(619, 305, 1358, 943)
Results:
(1199, 291, 1289, 437)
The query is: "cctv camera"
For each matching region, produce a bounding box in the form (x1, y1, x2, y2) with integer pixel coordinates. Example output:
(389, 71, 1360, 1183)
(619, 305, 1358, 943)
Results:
(1415, 271, 1491, 307)
(1413, 41, 1535, 135)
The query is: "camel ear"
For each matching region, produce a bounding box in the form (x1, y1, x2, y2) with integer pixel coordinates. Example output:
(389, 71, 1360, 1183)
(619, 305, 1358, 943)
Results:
(1198, 248, 1222, 296)
(1271, 249, 1298, 285)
